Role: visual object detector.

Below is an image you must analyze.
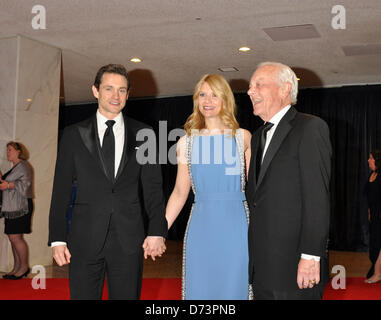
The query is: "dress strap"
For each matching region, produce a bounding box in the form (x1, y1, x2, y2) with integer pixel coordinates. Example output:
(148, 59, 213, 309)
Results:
(235, 129, 246, 192)
(235, 129, 251, 226)
(185, 134, 196, 194)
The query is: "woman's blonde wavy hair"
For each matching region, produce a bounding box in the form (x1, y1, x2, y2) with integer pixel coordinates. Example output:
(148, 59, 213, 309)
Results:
(184, 74, 239, 136)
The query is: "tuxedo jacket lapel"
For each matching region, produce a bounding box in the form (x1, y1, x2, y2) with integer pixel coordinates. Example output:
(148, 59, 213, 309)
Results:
(115, 116, 136, 181)
(256, 107, 297, 188)
(250, 131, 261, 191)
(77, 115, 110, 181)
(76, 114, 142, 183)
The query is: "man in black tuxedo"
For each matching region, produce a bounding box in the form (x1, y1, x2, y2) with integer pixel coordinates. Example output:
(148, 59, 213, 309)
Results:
(246, 62, 331, 300)
(48, 64, 167, 299)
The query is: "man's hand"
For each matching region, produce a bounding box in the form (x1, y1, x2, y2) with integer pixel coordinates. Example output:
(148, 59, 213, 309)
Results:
(297, 258, 320, 289)
(142, 236, 166, 261)
(52, 245, 71, 266)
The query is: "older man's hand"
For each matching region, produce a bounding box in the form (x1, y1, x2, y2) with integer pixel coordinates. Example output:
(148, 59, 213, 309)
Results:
(297, 258, 320, 289)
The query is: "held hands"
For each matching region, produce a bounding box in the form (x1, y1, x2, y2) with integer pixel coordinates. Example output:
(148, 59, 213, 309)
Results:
(297, 258, 320, 289)
(142, 236, 166, 261)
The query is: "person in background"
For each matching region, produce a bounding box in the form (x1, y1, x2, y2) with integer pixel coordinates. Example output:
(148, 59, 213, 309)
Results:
(0, 142, 33, 280)
(365, 150, 381, 283)
(165, 74, 252, 299)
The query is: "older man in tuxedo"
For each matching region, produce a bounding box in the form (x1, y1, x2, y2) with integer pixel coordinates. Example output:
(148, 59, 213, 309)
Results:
(48, 64, 167, 299)
(246, 62, 331, 300)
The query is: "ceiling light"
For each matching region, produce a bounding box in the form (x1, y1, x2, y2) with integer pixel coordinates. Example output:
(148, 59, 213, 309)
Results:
(26, 98, 32, 102)
(239, 47, 251, 52)
(130, 57, 142, 63)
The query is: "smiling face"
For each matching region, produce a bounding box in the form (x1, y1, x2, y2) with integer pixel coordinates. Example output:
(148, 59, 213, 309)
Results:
(92, 72, 129, 119)
(197, 82, 223, 119)
(247, 65, 291, 122)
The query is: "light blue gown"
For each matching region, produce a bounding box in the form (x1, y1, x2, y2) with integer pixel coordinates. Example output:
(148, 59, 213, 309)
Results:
(182, 133, 251, 300)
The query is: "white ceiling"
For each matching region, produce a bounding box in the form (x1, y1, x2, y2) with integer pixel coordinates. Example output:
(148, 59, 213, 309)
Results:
(1, 0, 381, 104)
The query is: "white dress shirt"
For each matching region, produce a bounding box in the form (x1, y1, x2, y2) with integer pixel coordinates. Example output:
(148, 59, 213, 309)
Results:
(262, 105, 320, 262)
(51, 111, 125, 248)
(96, 110, 125, 175)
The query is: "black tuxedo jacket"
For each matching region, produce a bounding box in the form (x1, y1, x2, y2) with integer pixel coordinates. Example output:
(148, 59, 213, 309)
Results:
(48, 114, 167, 258)
(246, 106, 332, 292)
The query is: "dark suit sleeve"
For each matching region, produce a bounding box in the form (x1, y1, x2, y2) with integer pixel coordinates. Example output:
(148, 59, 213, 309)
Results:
(48, 127, 76, 245)
(298, 117, 332, 257)
(140, 158, 168, 238)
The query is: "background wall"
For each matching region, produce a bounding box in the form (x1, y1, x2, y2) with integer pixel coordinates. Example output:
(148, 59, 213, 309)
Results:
(0, 35, 61, 271)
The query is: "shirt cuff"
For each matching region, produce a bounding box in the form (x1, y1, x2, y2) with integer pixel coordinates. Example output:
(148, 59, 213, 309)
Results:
(301, 253, 320, 262)
(51, 241, 67, 247)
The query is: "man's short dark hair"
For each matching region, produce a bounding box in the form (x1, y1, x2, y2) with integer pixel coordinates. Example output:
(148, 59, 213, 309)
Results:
(93, 64, 130, 91)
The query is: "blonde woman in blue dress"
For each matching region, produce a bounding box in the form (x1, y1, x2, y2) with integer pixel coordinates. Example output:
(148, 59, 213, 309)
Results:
(166, 74, 252, 299)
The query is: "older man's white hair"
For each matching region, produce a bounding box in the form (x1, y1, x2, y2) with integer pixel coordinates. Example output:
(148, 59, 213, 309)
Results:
(257, 62, 298, 105)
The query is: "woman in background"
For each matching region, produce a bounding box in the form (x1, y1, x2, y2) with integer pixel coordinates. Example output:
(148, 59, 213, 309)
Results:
(0, 142, 33, 280)
(164, 74, 252, 299)
(365, 149, 381, 283)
